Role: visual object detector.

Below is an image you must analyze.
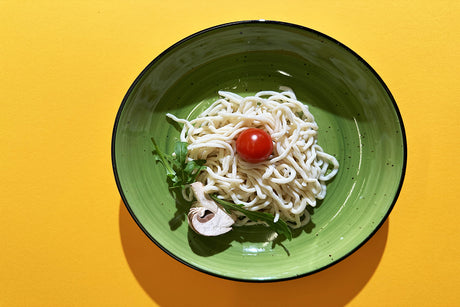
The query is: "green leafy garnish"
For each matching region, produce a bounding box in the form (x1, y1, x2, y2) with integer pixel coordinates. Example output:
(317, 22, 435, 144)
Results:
(210, 194, 293, 240)
(151, 138, 206, 189)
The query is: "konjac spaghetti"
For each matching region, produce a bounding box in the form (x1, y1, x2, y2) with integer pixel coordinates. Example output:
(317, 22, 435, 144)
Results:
(165, 88, 339, 229)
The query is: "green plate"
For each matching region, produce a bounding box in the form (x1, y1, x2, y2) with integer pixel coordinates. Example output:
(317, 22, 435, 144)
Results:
(112, 20, 406, 282)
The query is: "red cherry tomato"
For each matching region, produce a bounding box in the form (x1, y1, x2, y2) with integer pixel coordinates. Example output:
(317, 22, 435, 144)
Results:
(236, 128, 273, 163)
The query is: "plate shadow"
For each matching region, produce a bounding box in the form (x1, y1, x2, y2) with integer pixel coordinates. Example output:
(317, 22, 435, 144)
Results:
(119, 200, 389, 307)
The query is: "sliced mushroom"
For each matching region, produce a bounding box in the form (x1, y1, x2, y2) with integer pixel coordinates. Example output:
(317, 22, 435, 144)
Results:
(187, 182, 235, 236)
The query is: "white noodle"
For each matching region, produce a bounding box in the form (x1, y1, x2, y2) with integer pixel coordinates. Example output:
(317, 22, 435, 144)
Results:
(167, 88, 339, 229)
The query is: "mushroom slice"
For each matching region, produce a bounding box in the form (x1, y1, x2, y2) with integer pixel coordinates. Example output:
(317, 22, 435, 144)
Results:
(187, 182, 235, 236)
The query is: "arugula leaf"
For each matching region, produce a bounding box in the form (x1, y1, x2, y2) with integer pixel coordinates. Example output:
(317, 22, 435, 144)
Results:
(174, 141, 187, 166)
(151, 138, 206, 189)
(151, 138, 175, 176)
(210, 195, 293, 240)
(184, 160, 207, 183)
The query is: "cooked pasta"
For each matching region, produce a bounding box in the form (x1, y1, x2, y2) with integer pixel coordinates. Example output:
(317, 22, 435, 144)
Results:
(167, 87, 339, 228)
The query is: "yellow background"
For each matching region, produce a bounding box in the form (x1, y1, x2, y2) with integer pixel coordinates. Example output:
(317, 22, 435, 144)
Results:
(1, 1, 459, 306)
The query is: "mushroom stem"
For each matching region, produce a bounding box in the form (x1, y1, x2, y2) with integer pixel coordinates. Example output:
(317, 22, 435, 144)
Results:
(190, 182, 218, 212)
(187, 182, 235, 236)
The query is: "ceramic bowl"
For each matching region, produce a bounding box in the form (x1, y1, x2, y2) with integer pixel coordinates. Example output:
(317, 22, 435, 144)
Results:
(112, 20, 406, 281)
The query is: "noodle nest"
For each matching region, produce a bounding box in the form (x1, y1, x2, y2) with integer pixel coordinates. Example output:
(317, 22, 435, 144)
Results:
(167, 88, 339, 228)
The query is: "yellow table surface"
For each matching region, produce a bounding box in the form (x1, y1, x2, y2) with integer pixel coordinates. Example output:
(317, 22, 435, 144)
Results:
(1, 1, 459, 306)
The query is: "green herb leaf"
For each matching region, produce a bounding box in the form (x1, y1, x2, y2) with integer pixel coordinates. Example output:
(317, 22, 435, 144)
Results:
(174, 141, 188, 166)
(184, 159, 207, 183)
(151, 138, 207, 190)
(210, 195, 293, 240)
(151, 138, 175, 176)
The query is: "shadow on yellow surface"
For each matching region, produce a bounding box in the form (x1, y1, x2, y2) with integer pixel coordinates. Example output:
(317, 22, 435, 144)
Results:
(119, 200, 389, 307)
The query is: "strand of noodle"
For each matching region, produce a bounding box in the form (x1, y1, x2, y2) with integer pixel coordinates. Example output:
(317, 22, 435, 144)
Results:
(199, 99, 228, 117)
(262, 164, 275, 179)
(188, 140, 233, 153)
(218, 91, 244, 102)
(317, 151, 340, 180)
(271, 164, 296, 184)
(270, 124, 301, 163)
(190, 113, 275, 127)
(203, 167, 243, 184)
(273, 211, 280, 223)
(239, 184, 256, 193)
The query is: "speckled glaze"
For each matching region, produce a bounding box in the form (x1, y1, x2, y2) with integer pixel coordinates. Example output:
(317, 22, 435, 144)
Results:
(112, 20, 406, 282)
